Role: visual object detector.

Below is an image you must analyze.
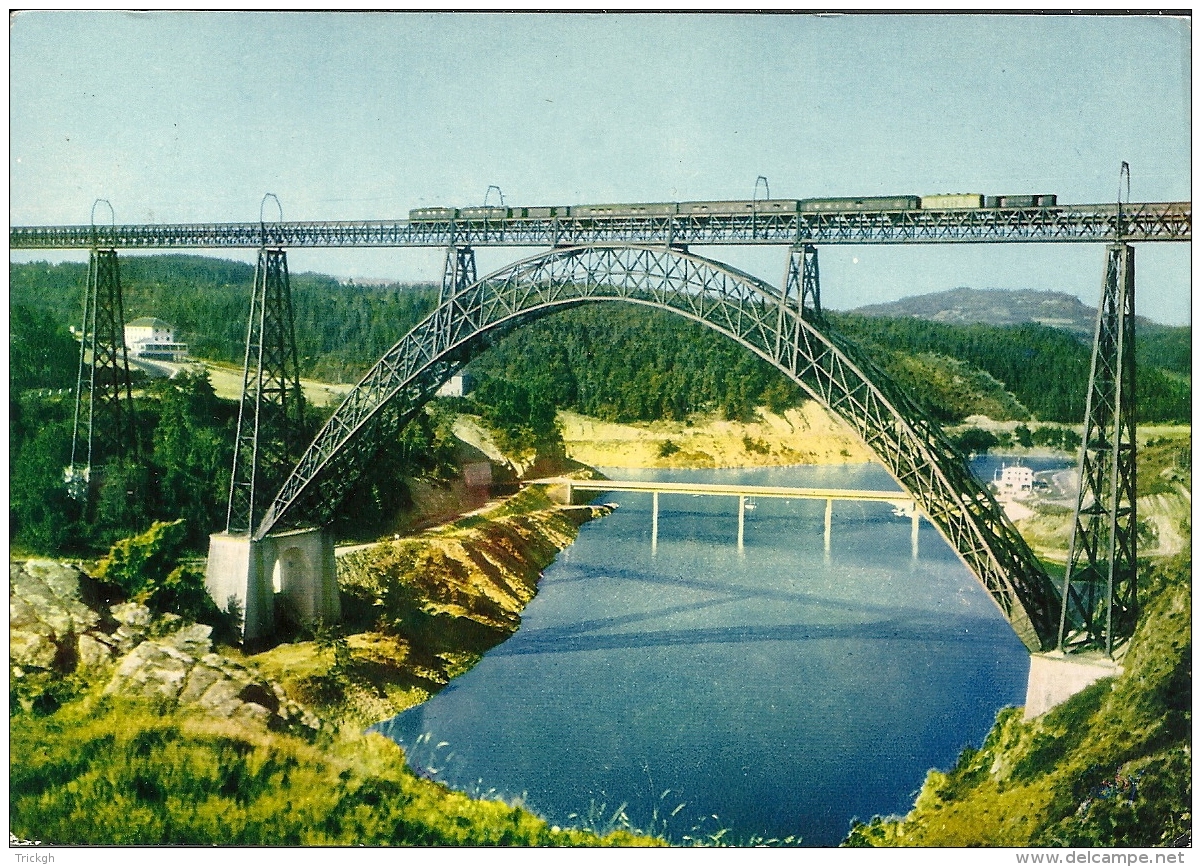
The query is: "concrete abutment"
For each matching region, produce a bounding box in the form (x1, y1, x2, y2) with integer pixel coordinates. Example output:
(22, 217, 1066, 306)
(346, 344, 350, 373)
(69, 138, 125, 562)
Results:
(1023, 651, 1123, 720)
(205, 527, 340, 642)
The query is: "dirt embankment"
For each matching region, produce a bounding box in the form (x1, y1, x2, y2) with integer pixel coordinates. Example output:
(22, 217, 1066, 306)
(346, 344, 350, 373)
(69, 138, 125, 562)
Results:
(1007, 484, 1190, 563)
(252, 488, 608, 726)
(559, 403, 874, 469)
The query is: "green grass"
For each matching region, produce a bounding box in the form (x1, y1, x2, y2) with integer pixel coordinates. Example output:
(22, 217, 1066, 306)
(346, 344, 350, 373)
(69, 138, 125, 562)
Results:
(254, 496, 584, 727)
(9, 492, 661, 847)
(10, 689, 660, 846)
(890, 351, 1031, 422)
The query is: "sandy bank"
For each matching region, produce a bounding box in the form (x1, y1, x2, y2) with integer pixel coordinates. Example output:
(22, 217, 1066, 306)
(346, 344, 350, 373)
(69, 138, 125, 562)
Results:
(559, 403, 874, 469)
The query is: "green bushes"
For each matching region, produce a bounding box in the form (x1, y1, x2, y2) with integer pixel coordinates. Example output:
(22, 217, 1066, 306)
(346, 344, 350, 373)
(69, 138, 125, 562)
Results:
(468, 375, 563, 457)
(1030, 424, 1082, 453)
(95, 519, 219, 625)
(9, 370, 236, 556)
(951, 427, 999, 455)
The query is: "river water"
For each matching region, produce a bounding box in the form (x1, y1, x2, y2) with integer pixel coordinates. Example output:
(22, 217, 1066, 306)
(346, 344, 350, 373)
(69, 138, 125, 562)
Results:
(372, 460, 1060, 845)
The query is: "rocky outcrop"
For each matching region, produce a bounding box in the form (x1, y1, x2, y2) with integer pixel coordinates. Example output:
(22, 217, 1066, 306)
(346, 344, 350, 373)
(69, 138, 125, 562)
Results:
(104, 621, 320, 733)
(10, 558, 319, 734)
(10, 560, 112, 671)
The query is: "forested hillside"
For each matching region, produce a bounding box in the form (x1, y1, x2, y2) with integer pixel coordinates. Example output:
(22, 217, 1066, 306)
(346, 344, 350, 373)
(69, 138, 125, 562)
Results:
(846, 285, 1182, 339)
(10, 256, 439, 384)
(828, 313, 1189, 424)
(10, 255, 1190, 427)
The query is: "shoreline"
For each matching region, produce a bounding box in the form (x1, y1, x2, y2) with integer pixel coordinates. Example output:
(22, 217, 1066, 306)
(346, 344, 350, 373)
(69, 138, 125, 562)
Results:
(250, 486, 611, 727)
(11, 428, 1187, 846)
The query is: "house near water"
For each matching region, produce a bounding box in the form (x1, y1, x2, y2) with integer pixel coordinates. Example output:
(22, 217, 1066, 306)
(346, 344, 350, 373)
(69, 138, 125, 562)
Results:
(994, 463, 1034, 497)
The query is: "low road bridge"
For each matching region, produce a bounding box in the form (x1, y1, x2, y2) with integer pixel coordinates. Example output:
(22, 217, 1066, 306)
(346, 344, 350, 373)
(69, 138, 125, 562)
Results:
(538, 477, 915, 502)
(535, 477, 921, 556)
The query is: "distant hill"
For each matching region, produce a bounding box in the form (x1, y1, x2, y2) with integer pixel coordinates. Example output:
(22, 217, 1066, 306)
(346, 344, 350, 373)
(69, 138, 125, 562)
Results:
(842, 286, 1190, 384)
(848, 287, 1111, 338)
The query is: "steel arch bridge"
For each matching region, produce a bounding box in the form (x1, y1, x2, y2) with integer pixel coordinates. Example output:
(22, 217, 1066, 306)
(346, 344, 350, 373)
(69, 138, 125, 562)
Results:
(254, 243, 1062, 652)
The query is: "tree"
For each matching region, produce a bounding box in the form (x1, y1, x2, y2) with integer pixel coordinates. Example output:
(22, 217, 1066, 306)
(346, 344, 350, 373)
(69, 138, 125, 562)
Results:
(95, 519, 220, 624)
(332, 405, 462, 540)
(150, 372, 234, 546)
(9, 406, 81, 552)
(10, 305, 79, 392)
(952, 428, 999, 455)
(91, 459, 158, 548)
(471, 376, 562, 456)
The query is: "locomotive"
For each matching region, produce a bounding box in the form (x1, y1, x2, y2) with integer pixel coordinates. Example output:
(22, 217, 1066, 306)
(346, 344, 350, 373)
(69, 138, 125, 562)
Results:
(408, 193, 1058, 222)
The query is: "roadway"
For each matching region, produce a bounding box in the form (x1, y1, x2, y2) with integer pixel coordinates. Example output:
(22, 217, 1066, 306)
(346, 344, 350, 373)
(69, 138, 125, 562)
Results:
(129, 356, 353, 408)
(534, 477, 914, 504)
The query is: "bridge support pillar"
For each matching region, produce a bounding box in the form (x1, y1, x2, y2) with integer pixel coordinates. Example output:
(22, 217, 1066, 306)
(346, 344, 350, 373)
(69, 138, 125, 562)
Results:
(911, 510, 920, 560)
(651, 491, 659, 554)
(738, 495, 746, 551)
(823, 498, 833, 559)
(783, 245, 821, 318)
(544, 480, 574, 505)
(66, 248, 138, 500)
(1058, 242, 1138, 655)
(1024, 651, 1123, 720)
(205, 527, 339, 644)
(434, 245, 477, 336)
(226, 247, 307, 536)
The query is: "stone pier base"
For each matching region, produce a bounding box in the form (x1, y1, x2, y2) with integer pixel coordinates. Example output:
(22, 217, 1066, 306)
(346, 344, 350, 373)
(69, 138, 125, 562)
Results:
(544, 480, 593, 506)
(1024, 651, 1123, 720)
(205, 527, 340, 643)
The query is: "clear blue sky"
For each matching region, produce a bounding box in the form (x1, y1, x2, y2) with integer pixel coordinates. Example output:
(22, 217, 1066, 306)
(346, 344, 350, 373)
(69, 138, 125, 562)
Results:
(9, 11, 1193, 324)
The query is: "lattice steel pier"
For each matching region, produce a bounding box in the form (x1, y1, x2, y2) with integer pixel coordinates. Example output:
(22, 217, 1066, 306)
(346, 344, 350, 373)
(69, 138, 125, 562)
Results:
(65, 248, 138, 501)
(225, 248, 307, 535)
(1058, 242, 1138, 656)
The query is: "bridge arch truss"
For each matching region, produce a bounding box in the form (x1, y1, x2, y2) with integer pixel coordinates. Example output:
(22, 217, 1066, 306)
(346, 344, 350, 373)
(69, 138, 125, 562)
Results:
(256, 243, 1062, 651)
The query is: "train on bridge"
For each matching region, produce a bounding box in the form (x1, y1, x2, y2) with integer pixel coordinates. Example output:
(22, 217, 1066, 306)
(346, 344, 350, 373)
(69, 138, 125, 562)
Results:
(410, 192, 1059, 222)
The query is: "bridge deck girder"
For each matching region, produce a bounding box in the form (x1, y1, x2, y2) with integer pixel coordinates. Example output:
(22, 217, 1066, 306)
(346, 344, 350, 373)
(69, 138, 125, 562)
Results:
(9, 201, 1190, 249)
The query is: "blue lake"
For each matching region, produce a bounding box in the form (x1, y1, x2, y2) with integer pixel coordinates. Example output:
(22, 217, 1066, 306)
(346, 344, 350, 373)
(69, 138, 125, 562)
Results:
(372, 462, 1040, 845)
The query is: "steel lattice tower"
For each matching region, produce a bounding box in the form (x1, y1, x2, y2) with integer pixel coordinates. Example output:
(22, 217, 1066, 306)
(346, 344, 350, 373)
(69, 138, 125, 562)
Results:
(66, 249, 137, 500)
(226, 248, 307, 534)
(442, 245, 477, 302)
(777, 245, 820, 358)
(1058, 242, 1138, 656)
(784, 245, 821, 319)
(427, 244, 478, 347)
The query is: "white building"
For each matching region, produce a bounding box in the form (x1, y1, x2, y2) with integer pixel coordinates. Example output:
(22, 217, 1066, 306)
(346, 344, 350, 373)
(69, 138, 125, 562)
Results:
(436, 373, 474, 398)
(124, 317, 189, 361)
(994, 464, 1034, 497)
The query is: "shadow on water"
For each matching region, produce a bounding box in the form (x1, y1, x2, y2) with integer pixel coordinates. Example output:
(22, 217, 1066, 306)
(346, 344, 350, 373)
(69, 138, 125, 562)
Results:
(492, 613, 1013, 656)
(543, 562, 971, 627)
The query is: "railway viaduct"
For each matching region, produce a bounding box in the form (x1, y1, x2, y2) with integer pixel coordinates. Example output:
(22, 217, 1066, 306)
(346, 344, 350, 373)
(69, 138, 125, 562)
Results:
(12, 192, 1189, 714)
